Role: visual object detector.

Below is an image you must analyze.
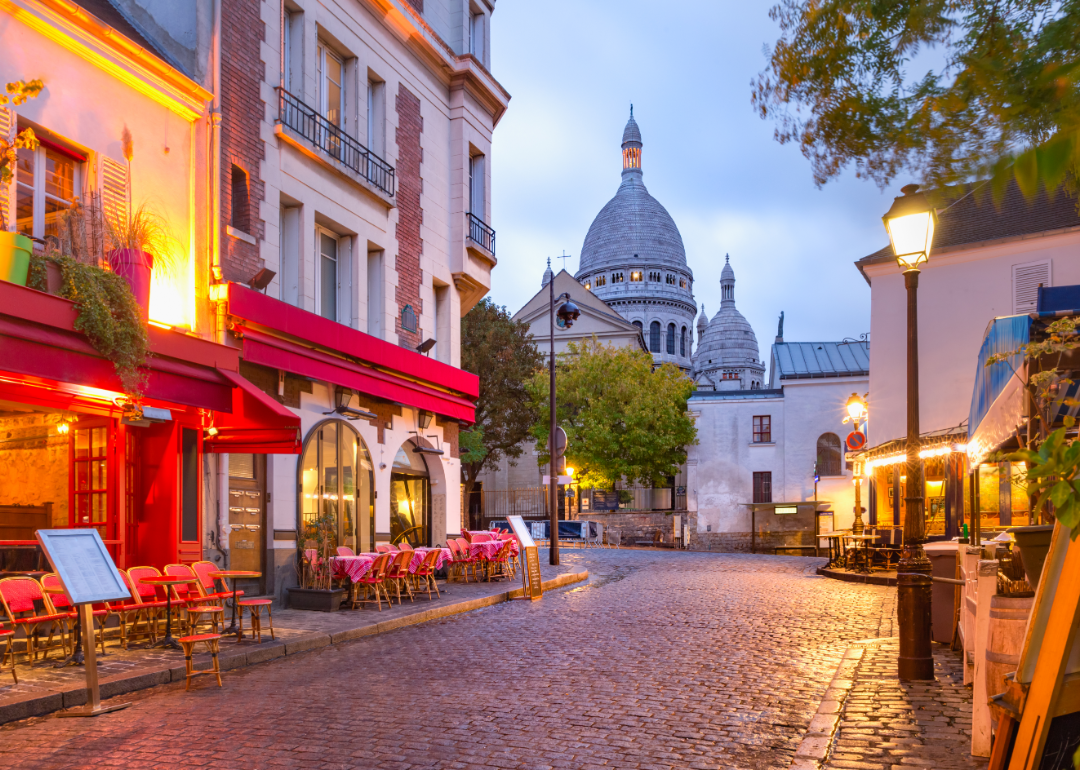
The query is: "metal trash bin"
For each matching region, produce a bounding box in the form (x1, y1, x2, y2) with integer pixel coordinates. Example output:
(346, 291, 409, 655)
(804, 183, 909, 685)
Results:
(924, 540, 961, 644)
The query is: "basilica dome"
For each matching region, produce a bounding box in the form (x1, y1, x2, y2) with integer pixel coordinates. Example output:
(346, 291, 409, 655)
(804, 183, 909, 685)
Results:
(694, 256, 766, 389)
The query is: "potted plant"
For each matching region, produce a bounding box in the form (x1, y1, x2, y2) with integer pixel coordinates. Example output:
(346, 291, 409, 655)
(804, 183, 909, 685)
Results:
(103, 202, 175, 315)
(0, 79, 43, 286)
(288, 511, 347, 611)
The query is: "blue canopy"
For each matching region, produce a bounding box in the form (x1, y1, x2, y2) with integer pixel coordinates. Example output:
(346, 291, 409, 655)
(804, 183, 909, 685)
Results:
(968, 315, 1031, 439)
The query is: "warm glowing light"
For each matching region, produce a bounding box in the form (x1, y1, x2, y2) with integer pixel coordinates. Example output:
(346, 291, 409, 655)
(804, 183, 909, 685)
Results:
(565, 467, 575, 476)
(882, 184, 937, 270)
(209, 282, 229, 303)
(148, 320, 172, 330)
(149, 241, 193, 328)
(397, 500, 411, 515)
(205, 426, 219, 437)
(845, 393, 867, 423)
(56, 421, 70, 435)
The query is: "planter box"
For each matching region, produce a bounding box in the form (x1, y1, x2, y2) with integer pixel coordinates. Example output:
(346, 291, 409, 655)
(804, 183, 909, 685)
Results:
(287, 587, 347, 612)
(1009, 524, 1054, 589)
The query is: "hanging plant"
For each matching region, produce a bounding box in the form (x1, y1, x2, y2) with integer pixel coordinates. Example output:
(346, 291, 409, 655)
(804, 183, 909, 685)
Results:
(28, 252, 149, 396)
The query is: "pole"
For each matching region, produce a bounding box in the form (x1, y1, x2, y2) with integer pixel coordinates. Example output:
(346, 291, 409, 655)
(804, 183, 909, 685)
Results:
(549, 278, 559, 566)
(853, 465, 864, 535)
(897, 268, 934, 680)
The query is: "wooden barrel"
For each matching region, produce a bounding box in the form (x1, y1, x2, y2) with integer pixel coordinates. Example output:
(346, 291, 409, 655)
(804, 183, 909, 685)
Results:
(986, 595, 1034, 711)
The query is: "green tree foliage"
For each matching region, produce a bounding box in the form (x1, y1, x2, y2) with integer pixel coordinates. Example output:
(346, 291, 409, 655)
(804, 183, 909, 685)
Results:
(527, 338, 697, 490)
(752, 1, 1080, 202)
(459, 298, 544, 503)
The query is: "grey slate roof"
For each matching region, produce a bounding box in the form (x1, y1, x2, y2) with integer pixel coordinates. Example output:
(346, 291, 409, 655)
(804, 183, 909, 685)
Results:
(773, 341, 870, 380)
(74, 0, 179, 72)
(622, 113, 642, 146)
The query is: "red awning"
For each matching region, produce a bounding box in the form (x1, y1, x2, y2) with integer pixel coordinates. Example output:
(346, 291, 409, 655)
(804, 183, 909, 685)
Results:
(203, 369, 301, 454)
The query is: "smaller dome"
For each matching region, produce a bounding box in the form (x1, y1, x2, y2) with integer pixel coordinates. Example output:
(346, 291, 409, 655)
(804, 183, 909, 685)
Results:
(622, 109, 641, 146)
(542, 257, 553, 288)
(696, 304, 708, 333)
(720, 254, 734, 281)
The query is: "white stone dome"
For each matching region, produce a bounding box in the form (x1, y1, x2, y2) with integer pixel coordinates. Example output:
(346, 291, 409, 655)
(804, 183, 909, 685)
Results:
(694, 256, 766, 388)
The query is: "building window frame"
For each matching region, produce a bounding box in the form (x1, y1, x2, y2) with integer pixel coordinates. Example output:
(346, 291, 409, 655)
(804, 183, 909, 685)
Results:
(666, 323, 675, 355)
(753, 471, 772, 503)
(752, 415, 771, 443)
(817, 433, 843, 477)
(15, 140, 81, 240)
(649, 321, 661, 353)
(316, 225, 341, 322)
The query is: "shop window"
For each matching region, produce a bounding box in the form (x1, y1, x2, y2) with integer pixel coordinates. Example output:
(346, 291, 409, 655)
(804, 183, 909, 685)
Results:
(752, 416, 771, 443)
(73, 425, 108, 534)
(649, 321, 661, 352)
(816, 433, 842, 477)
(16, 140, 80, 240)
(753, 471, 772, 503)
(299, 419, 375, 554)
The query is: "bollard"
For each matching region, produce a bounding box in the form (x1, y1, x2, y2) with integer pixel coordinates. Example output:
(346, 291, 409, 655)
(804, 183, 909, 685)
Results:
(897, 571, 934, 680)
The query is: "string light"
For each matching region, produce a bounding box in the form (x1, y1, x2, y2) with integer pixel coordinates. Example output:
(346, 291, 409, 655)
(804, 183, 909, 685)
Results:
(863, 443, 967, 471)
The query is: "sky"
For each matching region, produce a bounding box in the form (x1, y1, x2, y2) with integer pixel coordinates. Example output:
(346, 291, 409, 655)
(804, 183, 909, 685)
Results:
(487, 0, 907, 357)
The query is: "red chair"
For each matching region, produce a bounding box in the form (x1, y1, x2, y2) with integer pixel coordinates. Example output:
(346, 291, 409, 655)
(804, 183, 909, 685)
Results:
(413, 549, 442, 600)
(375, 543, 398, 554)
(191, 561, 236, 605)
(352, 553, 393, 610)
(336, 546, 356, 557)
(164, 564, 223, 635)
(237, 599, 275, 643)
(0, 577, 69, 662)
(397, 542, 414, 551)
(454, 538, 482, 582)
(472, 532, 492, 543)
(447, 539, 476, 583)
(488, 541, 515, 581)
(385, 549, 414, 604)
(110, 570, 168, 649)
(0, 627, 16, 683)
(41, 573, 110, 656)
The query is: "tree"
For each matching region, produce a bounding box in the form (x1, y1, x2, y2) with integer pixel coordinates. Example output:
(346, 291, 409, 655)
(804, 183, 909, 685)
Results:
(459, 298, 544, 512)
(752, 1, 1080, 203)
(527, 338, 697, 491)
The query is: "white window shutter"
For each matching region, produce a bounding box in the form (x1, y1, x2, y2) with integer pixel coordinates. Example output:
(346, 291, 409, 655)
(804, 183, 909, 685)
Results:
(1013, 260, 1052, 314)
(100, 156, 129, 226)
(0, 107, 13, 230)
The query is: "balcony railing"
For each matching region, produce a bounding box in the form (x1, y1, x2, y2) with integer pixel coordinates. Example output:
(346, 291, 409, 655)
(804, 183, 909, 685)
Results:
(277, 87, 395, 198)
(467, 212, 495, 256)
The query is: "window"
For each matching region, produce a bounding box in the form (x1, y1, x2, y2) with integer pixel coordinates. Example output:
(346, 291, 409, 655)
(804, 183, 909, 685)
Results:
(680, 277, 687, 288)
(299, 420, 375, 554)
(317, 228, 339, 321)
(318, 43, 344, 127)
(401, 303, 418, 333)
(649, 321, 661, 353)
(612, 272, 623, 283)
(584, 279, 592, 290)
(366, 76, 385, 155)
(817, 433, 843, 476)
(282, 9, 299, 92)
(680, 326, 687, 357)
(649, 271, 661, 282)
(469, 10, 485, 63)
(230, 165, 250, 233)
(752, 416, 771, 443)
(181, 428, 199, 542)
(753, 472, 772, 504)
(280, 204, 300, 306)
(595, 274, 606, 287)
(630, 271, 642, 282)
(666, 274, 676, 285)
(666, 323, 675, 354)
(16, 142, 79, 239)
(469, 153, 485, 217)
(632, 320, 643, 333)
(367, 248, 383, 336)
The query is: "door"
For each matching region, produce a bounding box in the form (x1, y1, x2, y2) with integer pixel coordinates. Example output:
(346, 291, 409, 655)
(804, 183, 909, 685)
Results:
(70, 420, 118, 560)
(228, 453, 266, 595)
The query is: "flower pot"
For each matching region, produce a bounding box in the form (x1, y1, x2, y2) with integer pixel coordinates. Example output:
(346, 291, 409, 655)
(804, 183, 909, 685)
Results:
(287, 587, 347, 612)
(107, 248, 154, 313)
(0, 232, 33, 286)
(44, 259, 63, 295)
(1008, 524, 1055, 589)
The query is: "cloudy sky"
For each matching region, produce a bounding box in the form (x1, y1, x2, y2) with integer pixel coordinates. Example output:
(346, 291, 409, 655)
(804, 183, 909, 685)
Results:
(487, 0, 906, 356)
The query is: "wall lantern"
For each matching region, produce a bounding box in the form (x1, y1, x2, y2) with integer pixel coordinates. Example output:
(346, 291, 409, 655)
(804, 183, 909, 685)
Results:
(844, 392, 868, 425)
(882, 184, 937, 270)
(418, 410, 433, 429)
(326, 387, 377, 421)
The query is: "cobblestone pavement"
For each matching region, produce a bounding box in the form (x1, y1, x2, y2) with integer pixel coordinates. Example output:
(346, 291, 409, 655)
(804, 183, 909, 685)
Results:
(822, 639, 986, 770)
(1, 550, 910, 770)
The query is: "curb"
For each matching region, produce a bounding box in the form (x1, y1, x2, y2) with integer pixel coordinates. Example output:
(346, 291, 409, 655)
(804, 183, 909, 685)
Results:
(815, 567, 897, 586)
(788, 644, 866, 769)
(0, 569, 589, 725)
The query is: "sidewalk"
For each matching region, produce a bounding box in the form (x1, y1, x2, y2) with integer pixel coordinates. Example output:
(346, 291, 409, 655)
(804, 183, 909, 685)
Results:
(791, 638, 988, 770)
(0, 563, 587, 725)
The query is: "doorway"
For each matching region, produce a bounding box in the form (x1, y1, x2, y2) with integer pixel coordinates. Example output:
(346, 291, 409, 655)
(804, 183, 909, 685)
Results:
(228, 453, 266, 595)
(390, 441, 430, 546)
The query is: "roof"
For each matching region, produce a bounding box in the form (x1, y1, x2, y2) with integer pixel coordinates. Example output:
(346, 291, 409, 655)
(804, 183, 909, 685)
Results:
(73, 0, 177, 69)
(772, 341, 870, 380)
(622, 112, 642, 146)
(858, 180, 1080, 272)
(689, 388, 784, 401)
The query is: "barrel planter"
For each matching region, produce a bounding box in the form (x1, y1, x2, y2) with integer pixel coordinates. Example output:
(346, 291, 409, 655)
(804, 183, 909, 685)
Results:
(1009, 524, 1054, 589)
(107, 248, 154, 314)
(0, 232, 32, 286)
(986, 594, 1034, 729)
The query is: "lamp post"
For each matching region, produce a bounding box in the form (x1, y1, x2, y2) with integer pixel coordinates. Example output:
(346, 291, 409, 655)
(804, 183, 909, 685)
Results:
(845, 393, 868, 534)
(548, 279, 580, 566)
(883, 183, 937, 681)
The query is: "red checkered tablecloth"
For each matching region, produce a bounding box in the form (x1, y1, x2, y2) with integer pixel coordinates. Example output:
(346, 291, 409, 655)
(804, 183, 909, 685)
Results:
(408, 547, 452, 574)
(331, 554, 378, 583)
(467, 540, 519, 560)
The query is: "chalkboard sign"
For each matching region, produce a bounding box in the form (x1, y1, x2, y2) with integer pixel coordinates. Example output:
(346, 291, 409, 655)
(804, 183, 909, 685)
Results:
(36, 529, 129, 605)
(592, 490, 619, 511)
(1039, 711, 1080, 770)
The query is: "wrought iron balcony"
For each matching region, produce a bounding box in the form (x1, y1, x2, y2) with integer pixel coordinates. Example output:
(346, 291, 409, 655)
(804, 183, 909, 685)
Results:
(467, 212, 495, 256)
(277, 87, 395, 198)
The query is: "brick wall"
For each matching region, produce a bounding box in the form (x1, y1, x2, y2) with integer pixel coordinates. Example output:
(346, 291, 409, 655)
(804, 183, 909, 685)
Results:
(436, 415, 459, 458)
(219, 0, 266, 284)
(394, 83, 423, 348)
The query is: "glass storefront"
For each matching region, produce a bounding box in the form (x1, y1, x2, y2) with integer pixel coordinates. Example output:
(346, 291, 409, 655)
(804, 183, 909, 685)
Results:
(298, 419, 374, 553)
(390, 441, 430, 546)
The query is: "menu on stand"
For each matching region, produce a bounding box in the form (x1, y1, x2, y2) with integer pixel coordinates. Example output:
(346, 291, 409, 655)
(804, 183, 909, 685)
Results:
(36, 529, 130, 606)
(506, 516, 543, 600)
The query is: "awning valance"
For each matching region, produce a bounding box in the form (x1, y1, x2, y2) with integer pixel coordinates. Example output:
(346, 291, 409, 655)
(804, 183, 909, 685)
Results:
(204, 369, 301, 454)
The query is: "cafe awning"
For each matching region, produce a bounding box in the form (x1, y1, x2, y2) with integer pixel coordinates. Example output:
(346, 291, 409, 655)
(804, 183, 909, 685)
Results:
(203, 369, 302, 454)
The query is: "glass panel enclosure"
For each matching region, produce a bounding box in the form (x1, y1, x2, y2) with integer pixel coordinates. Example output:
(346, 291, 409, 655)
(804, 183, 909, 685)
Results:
(390, 441, 430, 546)
(299, 420, 374, 554)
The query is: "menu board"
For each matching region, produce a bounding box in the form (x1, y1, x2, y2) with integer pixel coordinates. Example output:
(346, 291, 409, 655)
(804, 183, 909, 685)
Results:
(36, 529, 130, 605)
(506, 516, 542, 600)
(506, 515, 536, 549)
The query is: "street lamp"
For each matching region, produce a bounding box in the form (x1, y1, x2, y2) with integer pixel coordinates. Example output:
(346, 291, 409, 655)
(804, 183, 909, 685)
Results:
(549, 276, 580, 566)
(844, 393, 869, 535)
(883, 183, 937, 681)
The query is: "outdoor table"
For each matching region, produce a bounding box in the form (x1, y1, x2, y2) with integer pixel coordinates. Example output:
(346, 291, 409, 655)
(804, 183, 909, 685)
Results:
(844, 534, 877, 574)
(139, 576, 196, 651)
(408, 547, 452, 574)
(210, 571, 261, 641)
(42, 583, 86, 667)
(823, 532, 850, 569)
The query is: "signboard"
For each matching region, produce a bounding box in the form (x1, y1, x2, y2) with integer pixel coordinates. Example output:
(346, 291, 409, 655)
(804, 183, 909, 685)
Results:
(507, 515, 542, 600)
(542, 475, 573, 485)
(591, 489, 620, 511)
(774, 506, 799, 515)
(36, 529, 129, 605)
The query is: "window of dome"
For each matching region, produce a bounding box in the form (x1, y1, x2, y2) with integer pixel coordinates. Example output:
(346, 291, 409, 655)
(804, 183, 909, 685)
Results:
(666, 274, 676, 285)
(595, 275, 606, 287)
(666, 323, 675, 354)
(612, 272, 624, 283)
(584, 281, 591, 290)
(680, 277, 687, 288)
(649, 321, 660, 352)
(630, 271, 642, 282)
(680, 326, 687, 357)
(648, 271, 660, 282)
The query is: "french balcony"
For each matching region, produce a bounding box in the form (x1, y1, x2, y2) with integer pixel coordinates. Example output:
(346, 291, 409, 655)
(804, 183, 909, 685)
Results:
(467, 212, 496, 258)
(276, 87, 395, 199)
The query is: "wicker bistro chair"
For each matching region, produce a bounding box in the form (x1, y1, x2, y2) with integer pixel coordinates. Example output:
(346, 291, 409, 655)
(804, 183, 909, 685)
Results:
(385, 549, 415, 605)
(445, 540, 472, 583)
(0, 576, 69, 662)
(453, 538, 481, 582)
(412, 549, 442, 600)
(397, 542, 414, 551)
(352, 553, 394, 610)
(375, 543, 398, 554)
(191, 561, 236, 606)
(41, 573, 110, 656)
(177, 633, 223, 691)
(0, 627, 16, 683)
(118, 568, 173, 647)
(487, 541, 515, 582)
(164, 565, 224, 636)
(110, 571, 168, 649)
(237, 599, 275, 643)
(336, 546, 356, 557)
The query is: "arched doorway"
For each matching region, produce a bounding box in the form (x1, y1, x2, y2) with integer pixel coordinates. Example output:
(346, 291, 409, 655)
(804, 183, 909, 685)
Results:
(391, 440, 431, 546)
(298, 419, 374, 553)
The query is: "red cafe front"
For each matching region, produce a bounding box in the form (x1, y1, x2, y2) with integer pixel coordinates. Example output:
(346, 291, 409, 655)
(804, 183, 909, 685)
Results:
(0, 281, 299, 574)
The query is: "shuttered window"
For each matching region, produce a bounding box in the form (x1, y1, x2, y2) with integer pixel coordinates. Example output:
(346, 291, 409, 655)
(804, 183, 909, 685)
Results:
(101, 155, 129, 226)
(1013, 260, 1051, 314)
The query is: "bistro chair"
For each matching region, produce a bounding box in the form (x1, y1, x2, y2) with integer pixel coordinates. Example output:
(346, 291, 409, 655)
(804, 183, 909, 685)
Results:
(397, 542, 414, 551)
(352, 553, 393, 611)
(446, 540, 473, 583)
(336, 546, 356, 557)
(454, 538, 481, 582)
(110, 571, 168, 649)
(471, 532, 493, 543)
(177, 633, 223, 691)
(165, 565, 223, 636)
(488, 541, 515, 582)
(237, 598, 275, 643)
(40, 573, 110, 656)
(375, 543, 398, 554)
(191, 561, 236, 606)
(0, 576, 69, 662)
(385, 549, 415, 605)
(412, 549, 442, 600)
(0, 627, 17, 683)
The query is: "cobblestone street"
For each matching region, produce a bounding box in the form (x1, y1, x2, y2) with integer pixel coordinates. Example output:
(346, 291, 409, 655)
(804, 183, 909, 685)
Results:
(0, 549, 971, 770)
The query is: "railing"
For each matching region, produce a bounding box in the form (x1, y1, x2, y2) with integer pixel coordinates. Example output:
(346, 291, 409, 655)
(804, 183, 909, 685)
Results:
(277, 87, 395, 198)
(467, 212, 496, 256)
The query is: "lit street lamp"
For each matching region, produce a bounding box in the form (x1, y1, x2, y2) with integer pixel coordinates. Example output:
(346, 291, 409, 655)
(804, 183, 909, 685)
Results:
(548, 276, 579, 566)
(883, 183, 937, 681)
(844, 393, 868, 534)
